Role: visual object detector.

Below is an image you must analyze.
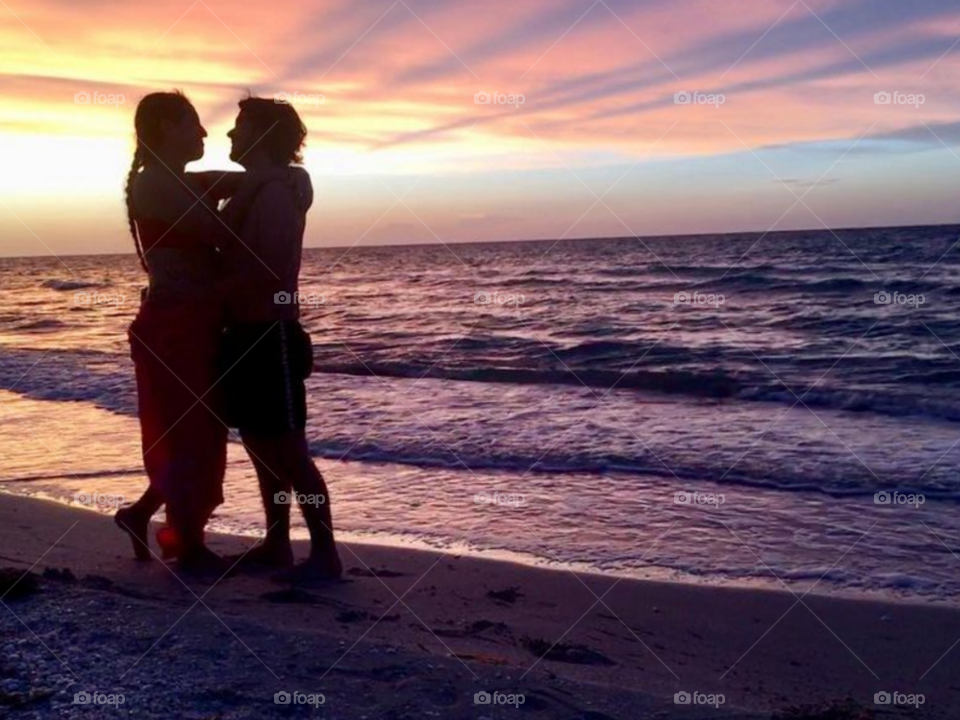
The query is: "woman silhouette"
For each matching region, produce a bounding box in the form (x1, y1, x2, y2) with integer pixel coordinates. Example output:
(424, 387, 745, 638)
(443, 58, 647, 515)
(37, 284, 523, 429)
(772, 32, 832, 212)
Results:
(115, 91, 274, 572)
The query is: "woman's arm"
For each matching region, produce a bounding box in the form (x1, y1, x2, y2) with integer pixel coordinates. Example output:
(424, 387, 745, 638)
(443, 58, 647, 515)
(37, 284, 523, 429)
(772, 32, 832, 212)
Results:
(185, 170, 245, 203)
(134, 170, 234, 247)
(135, 168, 290, 250)
(217, 167, 298, 233)
(214, 181, 300, 301)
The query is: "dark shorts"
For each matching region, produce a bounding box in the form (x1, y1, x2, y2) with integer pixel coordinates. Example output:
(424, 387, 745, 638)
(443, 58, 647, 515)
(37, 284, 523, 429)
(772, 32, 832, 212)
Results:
(220, 321, 314, 437)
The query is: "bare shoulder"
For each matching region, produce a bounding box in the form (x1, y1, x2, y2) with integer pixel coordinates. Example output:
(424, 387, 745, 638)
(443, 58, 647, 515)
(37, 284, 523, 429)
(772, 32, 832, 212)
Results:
(131, 167, 193, 220)
(256, 171, 314, 217)
(256, 179, 299, 204)
(251, 180, 300, 220)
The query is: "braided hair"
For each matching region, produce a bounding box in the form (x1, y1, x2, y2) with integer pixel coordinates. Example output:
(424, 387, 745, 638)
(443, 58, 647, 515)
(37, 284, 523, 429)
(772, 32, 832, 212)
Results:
(125, 91, 194, 271)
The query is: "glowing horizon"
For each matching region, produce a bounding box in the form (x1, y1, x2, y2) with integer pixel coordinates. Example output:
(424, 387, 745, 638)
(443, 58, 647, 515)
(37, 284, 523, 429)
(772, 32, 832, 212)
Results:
(1, 0, 959, 257)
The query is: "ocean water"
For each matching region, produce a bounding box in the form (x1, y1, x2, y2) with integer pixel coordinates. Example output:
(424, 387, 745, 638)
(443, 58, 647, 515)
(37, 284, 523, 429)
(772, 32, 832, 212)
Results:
(2, 225, 960, 603)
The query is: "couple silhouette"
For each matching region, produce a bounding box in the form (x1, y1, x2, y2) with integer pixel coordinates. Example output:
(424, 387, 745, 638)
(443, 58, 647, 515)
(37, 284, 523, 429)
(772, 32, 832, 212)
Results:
(114, 91, 341, 582)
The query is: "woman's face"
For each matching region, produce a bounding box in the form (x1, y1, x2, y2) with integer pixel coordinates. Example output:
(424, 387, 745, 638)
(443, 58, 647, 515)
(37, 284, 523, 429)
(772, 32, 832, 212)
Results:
(163, 106, 207, 163)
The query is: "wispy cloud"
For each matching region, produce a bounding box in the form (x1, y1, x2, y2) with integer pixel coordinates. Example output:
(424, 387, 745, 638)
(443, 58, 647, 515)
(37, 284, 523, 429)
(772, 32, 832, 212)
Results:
(1, 0, 960, 253)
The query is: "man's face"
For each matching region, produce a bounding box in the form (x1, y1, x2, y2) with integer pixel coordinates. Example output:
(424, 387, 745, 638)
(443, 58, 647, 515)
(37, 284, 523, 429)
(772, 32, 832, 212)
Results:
(227, 111, 256, 164)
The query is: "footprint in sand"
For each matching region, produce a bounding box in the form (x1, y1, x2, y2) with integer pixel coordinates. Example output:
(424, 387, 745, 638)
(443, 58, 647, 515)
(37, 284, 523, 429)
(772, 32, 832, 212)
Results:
(520, 636, 615, 666)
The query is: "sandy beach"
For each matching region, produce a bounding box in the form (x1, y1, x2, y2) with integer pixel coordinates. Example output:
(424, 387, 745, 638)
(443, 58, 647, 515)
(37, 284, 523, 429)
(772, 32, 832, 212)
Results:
(0, 492, 956, 719)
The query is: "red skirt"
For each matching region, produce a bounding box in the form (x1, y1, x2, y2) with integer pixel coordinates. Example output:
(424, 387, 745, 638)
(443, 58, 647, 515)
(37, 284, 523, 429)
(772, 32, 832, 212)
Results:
(128, 298, 227, 537)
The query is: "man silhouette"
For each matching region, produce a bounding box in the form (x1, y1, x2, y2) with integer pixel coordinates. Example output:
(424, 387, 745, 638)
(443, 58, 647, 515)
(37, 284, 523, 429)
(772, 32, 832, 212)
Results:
(221, 96, 342, 581)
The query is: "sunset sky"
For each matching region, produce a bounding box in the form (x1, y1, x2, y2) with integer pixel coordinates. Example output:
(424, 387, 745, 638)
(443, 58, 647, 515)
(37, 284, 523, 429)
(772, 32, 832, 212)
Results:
(1, 0, 959, 256)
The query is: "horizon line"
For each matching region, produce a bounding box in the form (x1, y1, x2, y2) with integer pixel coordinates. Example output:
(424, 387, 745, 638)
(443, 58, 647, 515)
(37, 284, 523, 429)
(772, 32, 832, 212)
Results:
(2, 220, 958, 261)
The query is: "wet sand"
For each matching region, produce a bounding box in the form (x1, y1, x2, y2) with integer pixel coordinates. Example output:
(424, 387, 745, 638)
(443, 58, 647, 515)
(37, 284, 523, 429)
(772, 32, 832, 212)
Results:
(0, 493, 957, 718)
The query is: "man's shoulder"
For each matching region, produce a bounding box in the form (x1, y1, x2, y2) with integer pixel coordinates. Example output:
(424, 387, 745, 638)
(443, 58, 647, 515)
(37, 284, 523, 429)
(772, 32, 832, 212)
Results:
(252, 167, 313, 215)
(248, 180, 305, 231)
(252, 180, 300, 211)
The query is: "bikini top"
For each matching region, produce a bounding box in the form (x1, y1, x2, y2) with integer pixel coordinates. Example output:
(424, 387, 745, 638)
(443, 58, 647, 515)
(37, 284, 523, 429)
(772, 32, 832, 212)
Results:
(135, 218, 211, 253)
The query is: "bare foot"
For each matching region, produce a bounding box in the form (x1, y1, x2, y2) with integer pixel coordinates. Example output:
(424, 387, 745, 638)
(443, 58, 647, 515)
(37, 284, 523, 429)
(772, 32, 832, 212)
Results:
(178, 546, 233, 577)
(273, 550, 343, 585)
(226, 542, 294, 571)
(114, 507, 151, 562)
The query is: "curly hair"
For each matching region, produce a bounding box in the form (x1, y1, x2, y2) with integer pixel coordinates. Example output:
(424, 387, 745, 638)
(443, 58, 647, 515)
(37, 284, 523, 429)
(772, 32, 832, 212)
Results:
(237, 95, 307, 165)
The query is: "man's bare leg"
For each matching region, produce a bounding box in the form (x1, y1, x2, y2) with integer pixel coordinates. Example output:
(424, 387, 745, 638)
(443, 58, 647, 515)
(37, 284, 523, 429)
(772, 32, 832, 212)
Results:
(226, 440, 295, 569)
(242, 432, 341, 581)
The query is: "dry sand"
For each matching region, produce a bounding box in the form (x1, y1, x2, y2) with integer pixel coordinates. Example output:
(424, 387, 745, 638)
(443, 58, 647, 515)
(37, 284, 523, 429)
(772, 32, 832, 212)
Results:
(0, 492, 956, 718)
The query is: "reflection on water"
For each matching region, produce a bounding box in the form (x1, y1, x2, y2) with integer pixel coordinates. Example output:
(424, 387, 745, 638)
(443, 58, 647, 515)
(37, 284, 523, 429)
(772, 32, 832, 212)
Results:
(2, 391, 959, 606)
